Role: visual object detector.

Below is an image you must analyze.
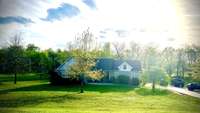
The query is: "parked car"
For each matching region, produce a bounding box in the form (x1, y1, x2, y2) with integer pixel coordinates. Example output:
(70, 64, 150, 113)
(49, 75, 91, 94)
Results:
(171, 76, 184, 88)
(187, 83, 200, 91)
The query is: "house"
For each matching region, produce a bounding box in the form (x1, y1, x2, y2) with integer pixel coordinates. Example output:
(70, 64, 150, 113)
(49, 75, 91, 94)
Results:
(95, 58, 141, 83)
(55, 58, 141, 84)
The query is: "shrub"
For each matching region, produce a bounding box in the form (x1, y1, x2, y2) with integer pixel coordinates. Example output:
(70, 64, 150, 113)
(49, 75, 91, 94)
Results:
(159, 79, 168, 86)
(159, 75, 169, 86)
(131, 78, 140, 86)
(49, 70, 80, 85)
(116, 75, 130, 84)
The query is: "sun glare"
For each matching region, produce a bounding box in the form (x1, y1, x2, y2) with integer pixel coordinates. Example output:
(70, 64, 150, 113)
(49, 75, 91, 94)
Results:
(93, 0, 188, 49)
(127, 0, 187, 49)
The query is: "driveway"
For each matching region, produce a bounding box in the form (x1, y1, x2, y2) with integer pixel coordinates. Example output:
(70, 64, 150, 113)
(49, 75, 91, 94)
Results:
(167, 86, 200, 99)
(145, 83, 200, 99)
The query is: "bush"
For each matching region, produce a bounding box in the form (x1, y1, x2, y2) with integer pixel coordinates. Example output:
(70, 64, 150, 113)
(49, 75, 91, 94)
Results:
(160, 75, 169, 86)
(131, 78, 140, 86)
(49, 70, 80, 85)
(160, 79, 168, 86)
(116, 75, 130, 84)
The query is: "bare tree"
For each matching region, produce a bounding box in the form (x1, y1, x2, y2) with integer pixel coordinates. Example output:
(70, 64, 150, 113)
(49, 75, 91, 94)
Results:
(75, 28, 97, 51)
(8, 33, 23, 47)
(112, 42, 126, 59)
(185, 45, 199, 65)
(66, 41, 75, 51)
(176, 49, 186, 77)
(143, 45, 158, 71)
(162, 47, 176, 78)
(130, 41, 141, 59)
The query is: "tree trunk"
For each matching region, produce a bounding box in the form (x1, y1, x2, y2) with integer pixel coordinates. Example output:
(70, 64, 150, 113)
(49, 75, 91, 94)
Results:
(152, 79, 155, 92)
(182, 65, 185, 78)
(29, 58, 32, 72)
(14, 73, 17, 84)
(80, 74, 84, 93)
(80, 80, 84, 93)
(176, 64, 179, 76)
(39, 73, 42, 80)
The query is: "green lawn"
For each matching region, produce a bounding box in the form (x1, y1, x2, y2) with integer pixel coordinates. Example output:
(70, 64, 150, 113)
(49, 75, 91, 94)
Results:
(0, 74, 200, 113)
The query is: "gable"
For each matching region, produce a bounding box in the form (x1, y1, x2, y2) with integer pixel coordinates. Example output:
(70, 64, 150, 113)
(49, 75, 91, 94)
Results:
(118, 62, 133, 71)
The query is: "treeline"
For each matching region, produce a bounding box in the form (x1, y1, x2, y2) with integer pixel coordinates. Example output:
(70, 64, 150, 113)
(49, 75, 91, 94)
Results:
(0, 44, 70, 74)
(0, 34, 113, 75)
(0, 33, 200, 83)
(111, 41, 200, 83)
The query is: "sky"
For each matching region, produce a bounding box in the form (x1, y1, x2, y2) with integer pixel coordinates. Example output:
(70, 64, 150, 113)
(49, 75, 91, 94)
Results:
(0, 0, 200, 50)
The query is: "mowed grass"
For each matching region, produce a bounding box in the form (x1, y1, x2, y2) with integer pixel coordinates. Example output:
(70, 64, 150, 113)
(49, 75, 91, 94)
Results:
(0, 74, 200, 113)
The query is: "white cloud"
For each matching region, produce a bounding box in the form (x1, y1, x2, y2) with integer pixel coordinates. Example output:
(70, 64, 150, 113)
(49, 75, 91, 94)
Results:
(0, 0, 198, 50)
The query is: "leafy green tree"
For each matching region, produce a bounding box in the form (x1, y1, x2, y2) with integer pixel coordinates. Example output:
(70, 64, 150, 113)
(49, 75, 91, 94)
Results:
(0, 48, 7, 73)
(56, 49, 70, 64)
(7, 34, 25, 84)
(46, 49, 58, 69)
(25, 44, 40, 72)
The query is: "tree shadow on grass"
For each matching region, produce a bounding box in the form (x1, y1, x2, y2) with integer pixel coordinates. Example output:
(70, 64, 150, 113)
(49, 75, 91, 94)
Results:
(85, 84, 136, 93)
(0, 83, 137, 108)
(0, 93, 80, 108)
(0, 83, 136, 94)
(0, 83, 79, 94)
(135, 88, 170, 96)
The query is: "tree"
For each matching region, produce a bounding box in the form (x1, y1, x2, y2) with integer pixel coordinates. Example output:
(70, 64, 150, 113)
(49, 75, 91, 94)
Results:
(162, 47, 176, 78)
(186, 45, 200, 82)
(46, 49, 58, 69)
(130, 41, 141, 59)
(56, 49, 70, 64)
(101, 42, 112, 57)
(68, 29, 103, 93)
(113, 42, 126, 59)
(147, 68, 166, 91)
(66, 41, 75, 51)
(176, 49, 187, 78)
(189, 59, 200, 81)
(0, 48, 7, 73)
(143, 45, 158, 71)
(185, 45, 199, 65)
(25, 44, 40, 72)
(26, 44, 40, 51)
(7, 33, 24, 84)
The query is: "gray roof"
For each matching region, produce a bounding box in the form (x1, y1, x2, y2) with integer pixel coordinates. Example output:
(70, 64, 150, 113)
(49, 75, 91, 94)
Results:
(96, 58, 141, 71)
(56, 58, 141, 77)
(96, 58, 114, 71)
